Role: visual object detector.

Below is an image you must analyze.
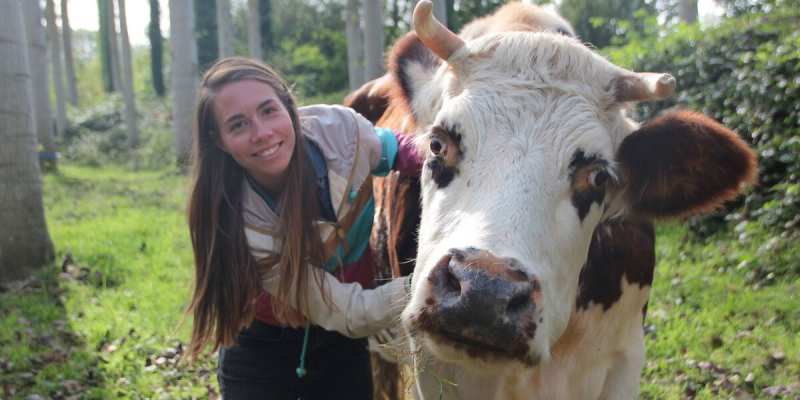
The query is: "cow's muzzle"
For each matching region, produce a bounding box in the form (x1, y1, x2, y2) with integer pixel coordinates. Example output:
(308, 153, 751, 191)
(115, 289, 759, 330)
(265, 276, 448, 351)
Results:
(413, 247, 543, 365)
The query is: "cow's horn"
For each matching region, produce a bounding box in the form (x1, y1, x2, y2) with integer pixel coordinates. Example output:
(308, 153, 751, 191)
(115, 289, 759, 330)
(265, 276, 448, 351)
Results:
(614, 73, 676, 102)
(414, 0, 465, 61)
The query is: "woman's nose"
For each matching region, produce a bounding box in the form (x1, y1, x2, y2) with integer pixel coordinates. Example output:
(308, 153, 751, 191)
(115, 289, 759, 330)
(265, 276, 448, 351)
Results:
(250, 119, 272, 142)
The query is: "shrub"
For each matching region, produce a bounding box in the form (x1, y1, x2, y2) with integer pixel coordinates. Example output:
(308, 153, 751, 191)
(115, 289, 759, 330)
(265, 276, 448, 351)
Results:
(603, 5, 800, 234)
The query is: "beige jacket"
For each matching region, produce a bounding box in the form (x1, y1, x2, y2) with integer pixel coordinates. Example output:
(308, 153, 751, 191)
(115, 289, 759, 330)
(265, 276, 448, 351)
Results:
(242, 105, 408, 338)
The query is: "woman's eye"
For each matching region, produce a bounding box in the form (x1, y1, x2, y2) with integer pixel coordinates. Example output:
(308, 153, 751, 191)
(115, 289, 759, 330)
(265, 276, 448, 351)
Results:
(430, 137, 446, 156)
(588, 169, 609, 190)
(262, 107, 276, 116)
(230, 121, 246, 132)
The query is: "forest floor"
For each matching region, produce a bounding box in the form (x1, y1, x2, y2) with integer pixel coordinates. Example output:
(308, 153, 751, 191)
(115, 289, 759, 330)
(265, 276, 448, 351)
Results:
(1, 164, 798, 399)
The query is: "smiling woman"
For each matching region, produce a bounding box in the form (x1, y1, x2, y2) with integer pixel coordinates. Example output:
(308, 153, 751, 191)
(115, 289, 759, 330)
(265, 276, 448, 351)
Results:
(183, 57, 420, 399)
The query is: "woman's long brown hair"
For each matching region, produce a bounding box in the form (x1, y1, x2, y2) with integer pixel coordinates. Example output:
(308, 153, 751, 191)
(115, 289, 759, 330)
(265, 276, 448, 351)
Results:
(183, 57, 326, 362)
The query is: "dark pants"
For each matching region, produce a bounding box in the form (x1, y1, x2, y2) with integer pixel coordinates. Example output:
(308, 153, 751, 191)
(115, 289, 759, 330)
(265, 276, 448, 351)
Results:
(217, 319, 373, 400)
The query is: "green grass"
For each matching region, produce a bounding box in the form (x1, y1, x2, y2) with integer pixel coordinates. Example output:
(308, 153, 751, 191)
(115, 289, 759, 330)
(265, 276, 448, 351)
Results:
(1, 165, 217, 399)
(1, 162, 798, 399)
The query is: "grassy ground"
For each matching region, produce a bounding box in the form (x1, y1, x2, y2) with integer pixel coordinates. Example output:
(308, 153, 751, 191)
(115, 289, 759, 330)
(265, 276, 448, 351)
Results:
(1, 163, 798, 399)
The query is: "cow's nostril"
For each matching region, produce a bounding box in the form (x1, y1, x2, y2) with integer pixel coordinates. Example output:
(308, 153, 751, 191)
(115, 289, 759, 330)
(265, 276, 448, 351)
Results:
(506, 293, 530, 314)
(446, 270, 461, 293)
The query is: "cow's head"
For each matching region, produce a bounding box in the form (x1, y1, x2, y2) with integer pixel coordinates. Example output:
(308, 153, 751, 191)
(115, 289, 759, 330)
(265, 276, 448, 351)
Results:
(397, 2, 756, 372)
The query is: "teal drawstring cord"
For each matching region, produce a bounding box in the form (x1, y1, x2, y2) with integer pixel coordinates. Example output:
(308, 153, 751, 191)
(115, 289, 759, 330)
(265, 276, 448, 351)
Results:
(296, 319, 311, 377)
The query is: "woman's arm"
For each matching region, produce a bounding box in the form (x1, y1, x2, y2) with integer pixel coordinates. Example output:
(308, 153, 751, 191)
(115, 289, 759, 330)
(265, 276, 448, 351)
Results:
(260, 264, 410, 338)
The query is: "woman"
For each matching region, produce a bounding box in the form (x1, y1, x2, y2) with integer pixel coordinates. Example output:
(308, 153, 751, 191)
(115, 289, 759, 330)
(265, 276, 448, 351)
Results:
(184, 57, 419, 399)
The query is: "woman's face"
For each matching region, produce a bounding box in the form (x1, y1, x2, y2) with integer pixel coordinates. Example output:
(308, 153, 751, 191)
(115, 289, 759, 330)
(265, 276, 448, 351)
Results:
(214, 79, 296, 193)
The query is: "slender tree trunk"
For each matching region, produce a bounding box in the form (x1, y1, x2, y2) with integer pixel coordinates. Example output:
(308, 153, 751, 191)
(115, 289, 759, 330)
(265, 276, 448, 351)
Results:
(22, 0, 58, 156)
(45, 0, 67, 137)
(346, 0, 364, 90)
(247, 0, 262, 59)
(149, 0, 165, 96)
(431, 0, 447, 27)
(194, 0, 218, 71)
(60, 0, 77, 105)
(363, 0, 385, 81)
(107, 0, 122, 91)
(258, 0, 271, 56)
(0, 0, 56, 283)
(679, 0, 698, 23)
(98, 0, 113, 92)
(216, 0, 234, 58)
(170, 0, 199, 163)
(117, 0, 138, 147)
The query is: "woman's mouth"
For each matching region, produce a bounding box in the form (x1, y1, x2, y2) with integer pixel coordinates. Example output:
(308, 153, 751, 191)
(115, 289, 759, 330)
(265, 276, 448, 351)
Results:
(254, 142, 281, 157)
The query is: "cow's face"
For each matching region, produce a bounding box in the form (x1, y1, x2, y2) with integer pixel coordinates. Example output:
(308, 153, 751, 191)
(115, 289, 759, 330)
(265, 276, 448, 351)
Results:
(395, 3, 755, 373)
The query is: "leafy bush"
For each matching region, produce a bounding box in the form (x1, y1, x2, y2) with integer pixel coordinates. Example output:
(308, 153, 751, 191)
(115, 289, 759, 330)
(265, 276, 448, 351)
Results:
(603, 5, 800, 234)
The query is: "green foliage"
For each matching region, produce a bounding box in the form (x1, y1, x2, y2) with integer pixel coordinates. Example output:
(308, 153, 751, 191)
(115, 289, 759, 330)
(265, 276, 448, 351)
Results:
(268, 0, 348, 97)
(149, 0, 165, 97)
(259, 0, 273, 56)
(195, 0, 219, 72)
(604, 5, 800, 234)
(559, 0, 658, 48)
(449, 0, 509, 34)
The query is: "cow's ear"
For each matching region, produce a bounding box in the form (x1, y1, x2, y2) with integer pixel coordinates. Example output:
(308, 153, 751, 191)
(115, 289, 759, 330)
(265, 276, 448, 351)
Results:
(616, 110, 757, 220)
(388, 32, 443, 129)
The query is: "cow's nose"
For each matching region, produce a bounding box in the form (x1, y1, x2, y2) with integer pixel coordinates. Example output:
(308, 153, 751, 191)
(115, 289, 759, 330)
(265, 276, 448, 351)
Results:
(430, 248, 542, 351)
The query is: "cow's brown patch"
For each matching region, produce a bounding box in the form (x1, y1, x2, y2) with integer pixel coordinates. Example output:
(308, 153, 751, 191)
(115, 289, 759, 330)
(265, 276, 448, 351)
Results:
(387, 33, 442, 126)
(342, 77, 391, 124)
(576, 220, 655, 311)
(569, 149, 610, 221)
(617, 110, 757, 220)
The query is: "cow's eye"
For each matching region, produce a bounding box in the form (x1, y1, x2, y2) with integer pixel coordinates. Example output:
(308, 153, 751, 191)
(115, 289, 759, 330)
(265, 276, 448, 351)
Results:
(588, 169, 609, 190)
(430, 137, 446, 156)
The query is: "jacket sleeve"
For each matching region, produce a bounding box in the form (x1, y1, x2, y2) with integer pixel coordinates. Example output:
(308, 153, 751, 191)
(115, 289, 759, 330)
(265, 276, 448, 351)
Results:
(260, 263, 409, 338)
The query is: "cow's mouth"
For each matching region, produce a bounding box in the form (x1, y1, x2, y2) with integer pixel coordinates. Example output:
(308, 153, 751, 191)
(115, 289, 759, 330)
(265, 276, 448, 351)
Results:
(439, 331, 509, 353)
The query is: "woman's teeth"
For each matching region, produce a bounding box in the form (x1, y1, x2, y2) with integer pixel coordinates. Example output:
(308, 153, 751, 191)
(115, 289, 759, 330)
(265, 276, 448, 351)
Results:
(257, 143, 280, 157)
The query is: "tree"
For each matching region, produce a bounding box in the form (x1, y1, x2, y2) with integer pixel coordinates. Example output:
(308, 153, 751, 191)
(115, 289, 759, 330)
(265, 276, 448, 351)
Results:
(258, 0, 271, 56)
(45, 0, 67, 137)
(117, 0, 138, 147)
(432, 0, 447, 27)
(0, 0, 56, 283)
(194, 0, 218, 72)
(106, 0, 122, 91)
(61, 0, 78, 105)
(21, 0, 58, 158)
(363, 0, 384, 81)
(170, 0, 199, 163)
(149, 0, 165, 96)
(98, 0, 113, 92)
(559, 0, 657, 48)
(346, 0, 364, 90)
(216, 0, 234, 58)
(247, 0, 262, 59)
(679, 0, 698, 23)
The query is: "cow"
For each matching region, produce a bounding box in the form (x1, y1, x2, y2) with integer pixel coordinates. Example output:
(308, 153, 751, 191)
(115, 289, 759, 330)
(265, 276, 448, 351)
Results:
(350, 1, 757, 399)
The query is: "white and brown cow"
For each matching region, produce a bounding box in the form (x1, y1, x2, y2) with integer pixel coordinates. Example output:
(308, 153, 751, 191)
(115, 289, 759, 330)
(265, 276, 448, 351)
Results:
(356, 2, 756, 399)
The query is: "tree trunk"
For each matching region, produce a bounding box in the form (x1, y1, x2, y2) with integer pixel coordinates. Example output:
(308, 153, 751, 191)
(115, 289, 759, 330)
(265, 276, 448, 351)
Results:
(117, 0, 138, 147)
(98, 0, 113, 92)
(258, 0, 271, 56)
(363, 0, 384, 81)
(170, 0, 199, 164)
(149, 0, 165, 96)
(0, 0, 56, 283)
(22, 0, 58, 156)
(679, 0, 698, 23)
(432, 0, 447, 28)
(107, 0, 122, 91)
(216, 0, 234, 58)
(45, 0, 67, 137)
(194, 0, 218, 72)
(346, 0, 364, 90)
(60, 0, 77, 105)
(247, 0, 262, 59)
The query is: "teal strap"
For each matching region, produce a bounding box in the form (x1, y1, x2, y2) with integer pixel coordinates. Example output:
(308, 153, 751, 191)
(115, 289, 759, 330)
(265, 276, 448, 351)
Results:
(372, 127, 399, 177)
(296, 319, 311, 377)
